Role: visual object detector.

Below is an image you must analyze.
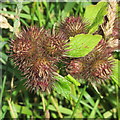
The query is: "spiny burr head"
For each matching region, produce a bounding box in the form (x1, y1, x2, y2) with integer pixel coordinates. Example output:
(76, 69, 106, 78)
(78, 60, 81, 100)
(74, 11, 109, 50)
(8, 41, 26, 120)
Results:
(10, 26, 46, 58)
(60, 16, 88, 38)
(66, 59, 84, 76)
(24, 57, 56, 92)
(43, 31, 68, 61)
(10, 26, 57, 92)
(91, 59, 113, 80)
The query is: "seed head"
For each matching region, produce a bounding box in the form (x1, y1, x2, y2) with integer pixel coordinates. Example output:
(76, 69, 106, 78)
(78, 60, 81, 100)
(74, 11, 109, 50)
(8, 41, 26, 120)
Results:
(60, 16, 88, 38)
(66, 59, 84, 76)
(24, 57, 56, 92)
(43, 32, 68, 61)
(10, 26, 57, 92)
(10, 26, 46, 58)
(91, 60, 113, 80)
(83, 40, 114, 83)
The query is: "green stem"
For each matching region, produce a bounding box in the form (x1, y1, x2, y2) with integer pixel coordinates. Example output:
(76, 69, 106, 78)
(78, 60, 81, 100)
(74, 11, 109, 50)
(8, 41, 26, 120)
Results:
(47, 89, 63, 118)
(40, 93, 46, 112)
(0, 75, 6, 110)
(116, 85, 120, 120)
(31, 2, 36, 26)
(71, 85, 87, 118)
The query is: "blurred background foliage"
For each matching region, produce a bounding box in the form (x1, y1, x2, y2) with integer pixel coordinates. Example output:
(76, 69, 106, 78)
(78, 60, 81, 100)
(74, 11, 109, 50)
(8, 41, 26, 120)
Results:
(0, 1, 120, 119)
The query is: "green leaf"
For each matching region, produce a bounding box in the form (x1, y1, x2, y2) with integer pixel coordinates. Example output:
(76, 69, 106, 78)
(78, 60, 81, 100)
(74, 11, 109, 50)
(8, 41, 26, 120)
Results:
(103, 108, 116, 118)
(66, 34, 102, 57)
(14, 104, 32, 115)
(62, 2, 76, 19)
(1, 105, 8, 119)
(0, 11, 38, 21)
(22, 5, 30, 14)
(48, 105, 73, 115)
(0, 42, 7, 49)
(54, 75, 71, 99)
(3, 104, 33, 116)
(88, 99, 100, 118)
(111, 59, 120, 86)
(84, 2, 108, 33)
(65, 74, 80, 86)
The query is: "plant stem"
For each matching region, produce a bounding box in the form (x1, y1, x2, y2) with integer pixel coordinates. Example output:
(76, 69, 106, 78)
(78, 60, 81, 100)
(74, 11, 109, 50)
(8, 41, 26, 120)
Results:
(116, 84, 120, 120)
(40, 93, 46, 112)
(47, 89, 63, 118)
(71, 85, 87, 118)
(40, 92, 50, 119)
(0, 75, 6, 113)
